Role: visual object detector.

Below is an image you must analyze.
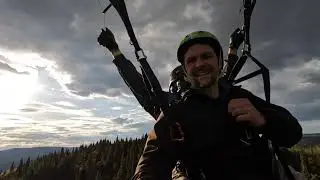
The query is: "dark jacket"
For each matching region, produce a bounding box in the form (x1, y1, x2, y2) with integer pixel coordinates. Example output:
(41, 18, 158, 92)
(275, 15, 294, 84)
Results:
(132, 84, 302, 180)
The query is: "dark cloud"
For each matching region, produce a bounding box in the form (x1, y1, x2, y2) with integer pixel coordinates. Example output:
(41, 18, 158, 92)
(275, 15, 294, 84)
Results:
(24, 102, 48, 109)
(0, 0, 217, 98)
(303, 72, 320, 84)
(19, 108, 39, 113)
(6, 132, 61, 141)
(298, 62, 320, 84)
(0, 127, 16, 131)
(111, 117, 131, 124)
(125, 122, 146, 128)
(0, 0, 125, 98)
(55, 126, 67, 132)
(99, 130, 121, 137)
(285, 84, 320, 105)
(204, 0, 320, 70)
(295, 102, 320, 122)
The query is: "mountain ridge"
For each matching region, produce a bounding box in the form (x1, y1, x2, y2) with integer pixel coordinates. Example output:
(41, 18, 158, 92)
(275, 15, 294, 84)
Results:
(0, 133, 319, 172)
(0, 147, 73, 172)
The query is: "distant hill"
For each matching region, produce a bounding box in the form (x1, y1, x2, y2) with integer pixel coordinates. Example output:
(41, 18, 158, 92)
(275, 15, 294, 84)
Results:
(0, 133, 319, 179)
(0, 147, 69, 171)
(0, 136, 147, 180)
(298, 133, 320, 146)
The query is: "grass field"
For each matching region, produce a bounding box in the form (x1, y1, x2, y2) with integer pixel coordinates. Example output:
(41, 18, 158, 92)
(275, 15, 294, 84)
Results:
(291, 145, 320, 180)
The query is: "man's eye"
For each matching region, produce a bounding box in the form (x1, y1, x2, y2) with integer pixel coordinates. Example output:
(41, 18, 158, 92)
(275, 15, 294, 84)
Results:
(186, 58, 196, 64)
(202, 54, 213, 59)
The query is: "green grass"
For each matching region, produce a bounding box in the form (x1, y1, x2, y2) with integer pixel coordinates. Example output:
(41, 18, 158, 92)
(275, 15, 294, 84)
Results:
(291, 145, 320, 180)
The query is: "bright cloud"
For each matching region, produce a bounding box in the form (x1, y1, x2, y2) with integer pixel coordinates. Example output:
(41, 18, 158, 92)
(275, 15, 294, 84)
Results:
(55, 101, 77, 107)
(183, 1, 214, 24)
(0, 69, 40, 113)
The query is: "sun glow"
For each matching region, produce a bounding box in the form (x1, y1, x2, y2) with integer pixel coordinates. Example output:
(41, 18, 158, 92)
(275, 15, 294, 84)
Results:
(0, 49, 50, 113)
(0, 71, 40, 113)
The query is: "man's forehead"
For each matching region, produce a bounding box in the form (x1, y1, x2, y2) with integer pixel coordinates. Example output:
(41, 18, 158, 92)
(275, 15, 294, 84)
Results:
(185, 48, 215, 58)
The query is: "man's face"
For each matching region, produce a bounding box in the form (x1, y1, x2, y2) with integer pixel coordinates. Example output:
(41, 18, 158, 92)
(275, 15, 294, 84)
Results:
(183, 44, 221, 88)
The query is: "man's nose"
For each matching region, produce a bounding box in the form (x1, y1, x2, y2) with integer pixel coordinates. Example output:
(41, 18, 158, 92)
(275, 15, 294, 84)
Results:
(194, 57, 205, 67)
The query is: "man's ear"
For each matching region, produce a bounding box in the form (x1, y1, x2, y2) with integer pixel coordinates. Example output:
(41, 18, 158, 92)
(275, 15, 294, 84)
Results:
(217, 55, 224, 78)
(184, 76, 190, 83)
(181, 65, 191, 82)
(219, 54, 224, 69)
(182, 65, 187, 75)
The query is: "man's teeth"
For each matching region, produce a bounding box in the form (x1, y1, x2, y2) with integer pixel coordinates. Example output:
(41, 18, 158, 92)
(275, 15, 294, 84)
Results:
(198, 72, 209, 76)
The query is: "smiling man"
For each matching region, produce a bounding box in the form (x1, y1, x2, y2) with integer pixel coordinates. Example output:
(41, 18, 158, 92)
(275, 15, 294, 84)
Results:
(132, 31, 303, 180)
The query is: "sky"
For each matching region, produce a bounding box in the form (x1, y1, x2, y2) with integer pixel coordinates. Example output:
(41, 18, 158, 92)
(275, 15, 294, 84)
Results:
(0, 0, 319, 150)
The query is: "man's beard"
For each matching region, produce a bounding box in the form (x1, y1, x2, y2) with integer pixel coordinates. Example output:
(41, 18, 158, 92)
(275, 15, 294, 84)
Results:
(189, 64, 217, 89)
(192, 76, 217, 88)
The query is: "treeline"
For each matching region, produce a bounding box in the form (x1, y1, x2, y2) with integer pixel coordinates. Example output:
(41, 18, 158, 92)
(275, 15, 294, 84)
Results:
(1, 135, 320, 180)
(0, 135, 147, 180)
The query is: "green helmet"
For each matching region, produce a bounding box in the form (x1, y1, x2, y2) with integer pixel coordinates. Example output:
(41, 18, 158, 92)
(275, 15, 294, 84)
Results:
(177, 31, 223, 66)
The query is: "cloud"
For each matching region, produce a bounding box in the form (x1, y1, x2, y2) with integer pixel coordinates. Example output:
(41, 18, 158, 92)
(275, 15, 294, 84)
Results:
(18, 101, 92, 117)
(0, 61, 29, 75)
(183, 1, 214, 24)
(0, 109, 139, 149)
(0, 110, 151, 149)
(19, 108, 39, 113)
(0, 0, 222, 99)
(55, 101, 77, 107)
(111, 106, 123, 110)
(300, 120, 320, 134)
(297, 59, 320, 84)
(111, 117, 130, 124)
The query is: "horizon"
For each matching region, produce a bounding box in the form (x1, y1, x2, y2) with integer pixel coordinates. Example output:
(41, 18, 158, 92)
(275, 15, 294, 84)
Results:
(0, 132, 319, 152)
(0, 0, 319, 150)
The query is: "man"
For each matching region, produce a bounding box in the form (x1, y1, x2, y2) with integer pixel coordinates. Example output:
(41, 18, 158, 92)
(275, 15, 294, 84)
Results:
(132, 31, 302, 180)
(98, 27, 246, 180)
(170, 29, 245, 180)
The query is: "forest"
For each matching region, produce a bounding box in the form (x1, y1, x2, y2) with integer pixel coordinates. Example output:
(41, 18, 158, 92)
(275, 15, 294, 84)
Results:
(0, 135, 319, 180)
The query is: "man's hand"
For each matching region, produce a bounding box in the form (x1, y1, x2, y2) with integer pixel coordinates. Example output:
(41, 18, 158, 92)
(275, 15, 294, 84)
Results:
(229, 28, 245, 50)
(97, 27, 120, 53)
(228, 98, 265, 127)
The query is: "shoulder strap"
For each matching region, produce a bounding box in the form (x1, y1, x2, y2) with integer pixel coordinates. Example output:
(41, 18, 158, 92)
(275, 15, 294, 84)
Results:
(218, 82, 237, 102)
(272, 143, 297, 180)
